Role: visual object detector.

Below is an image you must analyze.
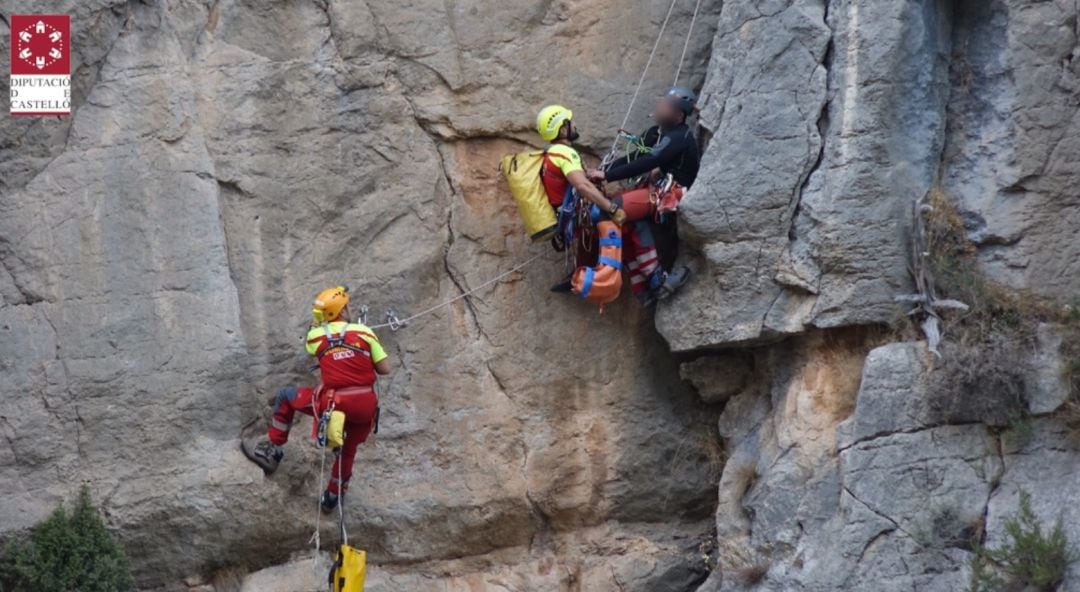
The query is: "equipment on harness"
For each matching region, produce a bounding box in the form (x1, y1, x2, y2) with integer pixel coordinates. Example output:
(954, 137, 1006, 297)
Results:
(329, 544, 366, 591)
(653, 174, 685, 221)
(557, 186, 581, 254)
(312, 385, 344, 449)
(500, 151, 559, 242)
(572, 220, 623, 305)
(314, 286, 350, 324)
(316, 408, 347, 449)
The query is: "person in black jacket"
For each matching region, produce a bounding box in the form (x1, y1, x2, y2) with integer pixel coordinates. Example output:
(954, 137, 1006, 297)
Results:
(587, 86, 700, 305)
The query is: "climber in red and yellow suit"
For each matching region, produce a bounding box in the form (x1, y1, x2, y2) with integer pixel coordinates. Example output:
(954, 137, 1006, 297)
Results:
(242, 286, 390, 513)
(536, 105, 627, 292)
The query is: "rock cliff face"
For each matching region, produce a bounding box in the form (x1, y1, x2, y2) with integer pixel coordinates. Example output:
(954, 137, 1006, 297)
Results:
(1, 0, 1079, 591)
(1, 0, 724, 590)
(676, 1, 1080, 591)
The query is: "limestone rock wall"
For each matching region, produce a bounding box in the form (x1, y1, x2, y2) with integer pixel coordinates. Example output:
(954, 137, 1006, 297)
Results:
(0, 0, 725, 589)
(4, 0, 1080, 591)
(676, 1, 1080, 590)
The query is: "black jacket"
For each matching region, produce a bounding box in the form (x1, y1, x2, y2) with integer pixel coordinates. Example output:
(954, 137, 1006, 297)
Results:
(604, 123, 700, 188)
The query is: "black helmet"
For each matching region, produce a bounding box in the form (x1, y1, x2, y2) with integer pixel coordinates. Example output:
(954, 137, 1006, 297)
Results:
(665, 86, 697, 115)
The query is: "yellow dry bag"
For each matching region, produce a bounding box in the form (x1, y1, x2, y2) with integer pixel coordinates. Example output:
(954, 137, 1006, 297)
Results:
(327, 410, 346, 449)
(329, 544, 366, 592)
(500, 151, 558, 242)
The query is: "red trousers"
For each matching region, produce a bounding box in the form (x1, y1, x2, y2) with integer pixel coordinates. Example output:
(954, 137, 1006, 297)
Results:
(268, 385, 378, 495)
(612, 188, 661, 297)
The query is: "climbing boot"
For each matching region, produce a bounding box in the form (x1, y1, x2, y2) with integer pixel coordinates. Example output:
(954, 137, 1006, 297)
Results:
(636, 287, 658, 311)
(320, 490, 339, 515)
(241, 439, 283, 475)
(549, 275, 574, 293)
(656, 266, 691, 301)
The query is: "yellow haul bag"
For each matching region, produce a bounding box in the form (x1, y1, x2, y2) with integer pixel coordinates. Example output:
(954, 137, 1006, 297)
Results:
(500, 151, 558, 242)
(329, 545, 366, 592)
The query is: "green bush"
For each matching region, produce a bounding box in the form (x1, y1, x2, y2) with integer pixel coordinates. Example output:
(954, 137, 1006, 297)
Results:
(969, 490, 1077, 592)
(0, 486, 133, 592)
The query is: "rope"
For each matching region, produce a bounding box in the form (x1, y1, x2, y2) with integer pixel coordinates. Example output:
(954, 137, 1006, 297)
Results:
(603, 0, 680, 167)
(673, 0, 704, 86)
(309, 393, 327, 581)
(601, 0, 704, 170)
(337, 448, 347, 546)
(367, 252, 546, 330)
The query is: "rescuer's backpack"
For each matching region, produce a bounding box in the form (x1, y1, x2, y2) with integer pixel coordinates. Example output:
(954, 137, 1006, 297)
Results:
(329, 544, 366, 592)
(500, 150, 558, 242)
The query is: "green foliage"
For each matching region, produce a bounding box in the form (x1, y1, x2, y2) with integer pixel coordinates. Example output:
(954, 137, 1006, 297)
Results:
(917, 189, 1071, 427)
(0, 486, 133, 592)
(969, 490, 1077, 592)
(922, 189, 1048, 341)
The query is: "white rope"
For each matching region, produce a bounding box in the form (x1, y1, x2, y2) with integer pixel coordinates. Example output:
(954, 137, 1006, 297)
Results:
(336, 447, 347, 546)
(604, 0, 681, 165)
(310, 393, 327, 582)
(367, 252, 546, 330)
(673, 0, 704, 85)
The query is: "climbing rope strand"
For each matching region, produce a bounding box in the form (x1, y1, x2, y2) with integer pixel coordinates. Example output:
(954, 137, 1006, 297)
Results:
(673, 0, 704, 85)
(310, 394, 327, 581)
(337, 448, 347, 546)
(602, 0, 705, 169)
(367, 253, 546, 330)
(604, 0, 681, 165)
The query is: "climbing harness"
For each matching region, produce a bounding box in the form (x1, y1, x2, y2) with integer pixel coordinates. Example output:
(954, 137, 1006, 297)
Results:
(315, 322, 373, 361)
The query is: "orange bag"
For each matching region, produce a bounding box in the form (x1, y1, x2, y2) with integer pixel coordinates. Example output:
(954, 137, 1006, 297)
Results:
(572, 220, 623, 305)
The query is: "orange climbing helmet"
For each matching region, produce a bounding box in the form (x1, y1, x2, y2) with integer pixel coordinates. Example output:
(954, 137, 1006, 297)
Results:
(313, 285, 350, 324)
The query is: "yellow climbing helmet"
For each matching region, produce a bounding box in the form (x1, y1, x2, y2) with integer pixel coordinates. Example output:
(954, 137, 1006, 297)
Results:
(536, 105, 573, 142)
(313, 285, 350, 324)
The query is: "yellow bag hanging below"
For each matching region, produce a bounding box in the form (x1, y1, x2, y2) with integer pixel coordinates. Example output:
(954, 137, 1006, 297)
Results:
(329, 545, 366, 592)
(500, 150, 558, 243)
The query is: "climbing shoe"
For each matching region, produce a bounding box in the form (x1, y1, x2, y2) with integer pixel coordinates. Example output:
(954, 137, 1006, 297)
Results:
(637, 289, 658, 311)
(241, 439, 283, 475)
(320, 490, 339, 515)
(656, 266, 691, 300)
(550, 276, 574, 293)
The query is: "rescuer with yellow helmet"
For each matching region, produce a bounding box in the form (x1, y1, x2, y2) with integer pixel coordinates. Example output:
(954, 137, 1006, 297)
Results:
(243, 285, 391, 514)
(536, 105, 626, 226)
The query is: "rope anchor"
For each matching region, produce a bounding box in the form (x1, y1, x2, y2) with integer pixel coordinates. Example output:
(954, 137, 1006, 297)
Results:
(385, 309, 405, 332)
